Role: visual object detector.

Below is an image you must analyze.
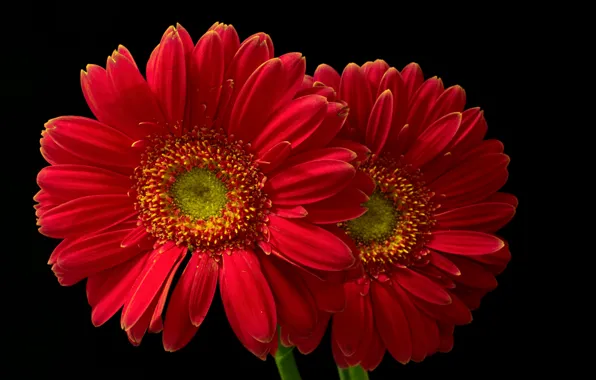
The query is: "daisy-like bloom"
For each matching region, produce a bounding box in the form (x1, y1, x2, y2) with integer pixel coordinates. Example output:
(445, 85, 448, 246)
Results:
(35, 22, 371, 358)
(283, 60, 516, 369)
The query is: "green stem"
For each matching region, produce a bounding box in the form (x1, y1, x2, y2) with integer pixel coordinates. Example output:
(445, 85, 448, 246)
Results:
(338, 366, 370, 380)
(274, 336, 301, 380)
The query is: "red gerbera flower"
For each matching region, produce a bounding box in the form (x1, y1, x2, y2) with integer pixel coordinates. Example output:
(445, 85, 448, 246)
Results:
(283, 60, 516, 369)
(35, 23, 370, 358)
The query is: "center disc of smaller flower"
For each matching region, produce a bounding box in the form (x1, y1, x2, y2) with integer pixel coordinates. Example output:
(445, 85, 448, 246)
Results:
(169, 168, 228, 220)
(345, 191, 398, 243)
(132, 128, 271, 254)
(340, 154, 437, 276)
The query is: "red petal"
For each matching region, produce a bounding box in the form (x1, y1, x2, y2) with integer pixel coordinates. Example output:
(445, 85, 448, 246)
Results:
(435, 202, 516, 232)
(333, 283, 372, 357)
(447, 256, 498, 290)
(266, 159, 355, 206)
(437, 323, 455, 352)
(40, 132, 89, 167)
(121, 243, 186, 329)
(276, 52, 307, 108)
(208, 22, 240, 70)
(429, 251, 461, 276)
(352, 170, 376, 196)
(37, 165, 130, 202)
(314, 63, 341, 91)
(87, 254, 149, 327)
(260, 255, 318, 335)
(44, 117, 138, 169)
(149, 27, 186, 126)
(149, 252, 185, 333)
(362, 59, 390, 95)
(121, 225, 150, 248)
(391, 281, 432, 362)
(401, 62, 424, 100)
(428, 230, 504, 255)
(377, 68, 408, 140)
(305, 187, 369, 224)
(413, 293, 472, 325)
(406, 77, 443, 142)
(281, 147, 357, 169)
(339, 63, 373, 132)
(484, 192, 519, 208)
(257, 141, 292, 174)
(425, 85, 466, 126)
(187, 31, 224, 128)
(328, 138, 371, 164)
(360, 328, 385, 371)
(56, 227, 145, 276)
(292, 102, 349, 153)
(395, 268, 452, 305)
(431, 153, 509, 199)
(292, 312, 331, 354)
(447, 108, 487, 154)
(189, 253, 219, 327)
(371, 281, 412, 364)
(268, 214, 354, 271)
(252, 94, 328, 154)
(366, 89, 394, 155)
(220, 249, 276, 343)
(228, 58, 285, 142)
(162, 254, 200, 352)
(38, 195, 135, 239)
(404, 112, 461, 168)
(272, 205, 308, 218)
(106, 51, 165, 138)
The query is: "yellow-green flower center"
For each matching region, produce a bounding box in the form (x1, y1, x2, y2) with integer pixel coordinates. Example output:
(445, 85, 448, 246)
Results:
(345, 191, 398, 243)
(170, 168, 228, 221)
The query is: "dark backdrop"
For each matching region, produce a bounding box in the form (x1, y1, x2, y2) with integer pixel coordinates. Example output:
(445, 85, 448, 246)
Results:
(21, 5, 527, 378)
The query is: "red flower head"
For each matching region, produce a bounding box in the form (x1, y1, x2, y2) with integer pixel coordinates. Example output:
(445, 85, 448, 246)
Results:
(35, 23, 370, 358)
(286, 60, 517, 369)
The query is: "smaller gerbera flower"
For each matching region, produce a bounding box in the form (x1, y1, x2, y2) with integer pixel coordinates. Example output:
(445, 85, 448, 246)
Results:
(35, 23, 370, 358)
(282, 60, 516, 369)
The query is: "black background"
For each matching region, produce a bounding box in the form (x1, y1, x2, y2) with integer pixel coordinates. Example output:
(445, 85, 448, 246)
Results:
(18, 4, 528, 378)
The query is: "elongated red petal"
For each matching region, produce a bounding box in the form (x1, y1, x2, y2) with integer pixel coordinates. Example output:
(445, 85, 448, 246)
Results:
(272, 205, 308, 219)
(428, 230, 504, 255)
(44, 117, 138, 169)
(314, 64, 341, 91)
(189, 253, 219, 327)
(366, 89, 394, 155)
(391, 281, 431, 362)
(252, 94, 328, 154)
(333, 283, 371, 357)
(406, 77, 443, 142)
(187, 31, 224, 129)
(371, 281, 412, 364)
(228, 58, 285, 142)
(435, 202, 516, 232)
(281, 147, 357, 169)
(425, 85, 466, 126)
(87, 254, 149, 327)
(37, 165, 130, 201)
(38, 194, 135, 239)
(359, 328, 385, 371)
(162, 254, 200, 352)
(414, 293, 471, 325)
(401, 62, 424, 99)
(305, 187, 369, 224)
(447, 255, 498, 289)
(121, 244, 186, 330)
(429, 251, 461, 276)
(405, 112, 461, 167)
(220, 249, 276, 343)
(292, 102, 349, 153)
(269, 214, 354, 271)
(292, 312, 331, 354)
(484, 192, 518, 207)
(447, 108, 487, 153)
(106, 51, 165, 138)
(149, 27, 186, 126)
(363, 59, 390, 95)
(208, 22, 240, 70)
(257, 141, 292, 174)
(266, 159, 355, 206)
(260, 256, 318, 335)
(149, 253, 185, 333)
(339, 63, 372, 132)
(395, 267, 452, 305)
(57, 227, 145, 275)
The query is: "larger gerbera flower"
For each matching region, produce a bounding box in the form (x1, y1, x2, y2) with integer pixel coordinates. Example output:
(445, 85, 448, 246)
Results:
(35, 23, 368, 358)
(284, 60, 516, 369)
